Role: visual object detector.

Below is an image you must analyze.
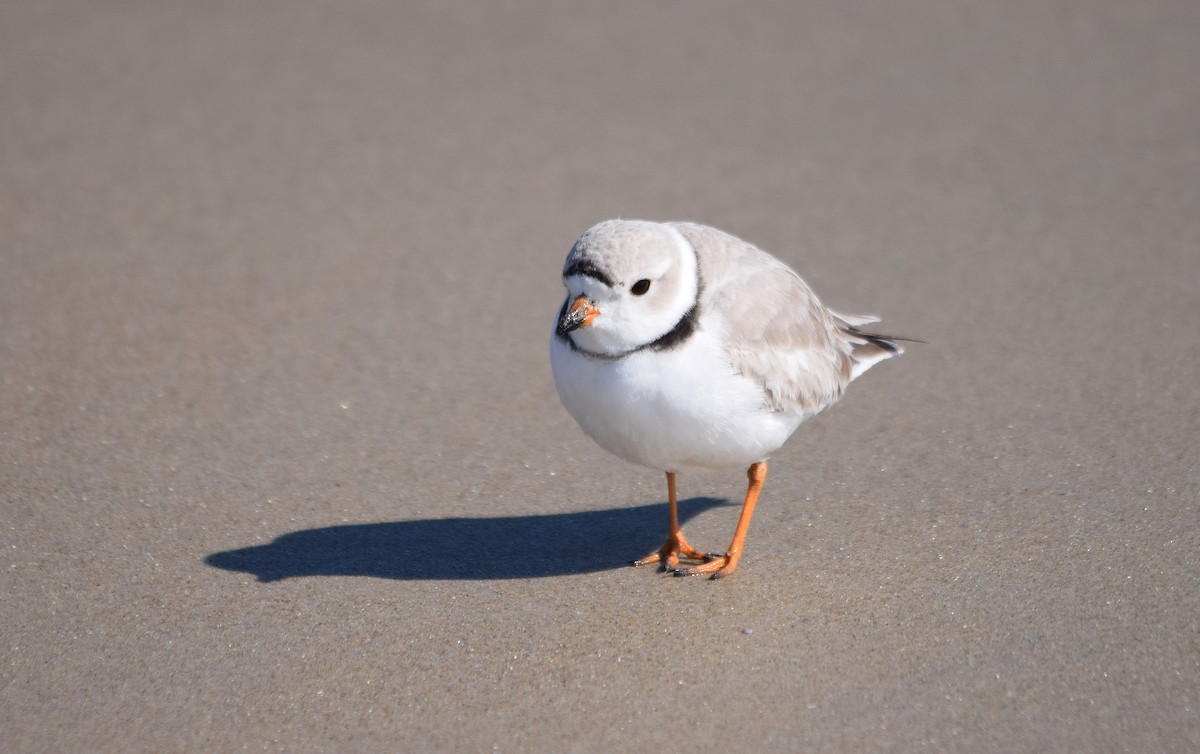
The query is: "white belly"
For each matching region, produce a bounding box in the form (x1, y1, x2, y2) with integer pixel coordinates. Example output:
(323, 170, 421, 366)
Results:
(550, 328, 803, 472)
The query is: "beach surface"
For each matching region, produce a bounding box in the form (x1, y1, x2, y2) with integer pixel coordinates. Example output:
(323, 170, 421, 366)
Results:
(2, 1, 1198, 751)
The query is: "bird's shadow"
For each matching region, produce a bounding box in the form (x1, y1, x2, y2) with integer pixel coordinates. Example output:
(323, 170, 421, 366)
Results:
(205, 497, 727, 581)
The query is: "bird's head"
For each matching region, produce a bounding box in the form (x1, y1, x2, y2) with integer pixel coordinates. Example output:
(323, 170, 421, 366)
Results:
(554, 220, 699, 357)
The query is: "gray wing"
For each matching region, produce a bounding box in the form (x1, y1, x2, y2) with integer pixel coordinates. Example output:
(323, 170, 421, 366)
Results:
(671, 223, 864, 417)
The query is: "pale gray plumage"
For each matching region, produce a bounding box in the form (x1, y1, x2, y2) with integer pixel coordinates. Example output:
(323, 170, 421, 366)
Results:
(550, 219, 906, 578)
(673, 222, 847, 415)
(552, 218, 903, 469)
(673, 221, 900, 415)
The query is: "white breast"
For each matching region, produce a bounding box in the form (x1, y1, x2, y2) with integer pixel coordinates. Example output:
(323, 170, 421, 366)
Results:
(550, 323, 803, 472)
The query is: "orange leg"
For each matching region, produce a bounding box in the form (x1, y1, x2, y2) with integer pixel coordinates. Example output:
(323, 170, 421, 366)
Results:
(672, 461, 767, 579)
(633, 472, 716, 570)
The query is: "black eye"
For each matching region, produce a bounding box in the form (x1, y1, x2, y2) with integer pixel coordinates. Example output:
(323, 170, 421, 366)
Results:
(630, 279, 651, 296)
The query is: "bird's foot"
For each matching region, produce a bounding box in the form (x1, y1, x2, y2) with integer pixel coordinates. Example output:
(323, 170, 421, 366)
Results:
(632, 533, 718, 572)
(669, 552, 741, 580)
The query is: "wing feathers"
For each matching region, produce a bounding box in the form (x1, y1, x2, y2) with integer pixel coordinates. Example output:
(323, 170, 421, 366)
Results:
(670, 222, 905, 415)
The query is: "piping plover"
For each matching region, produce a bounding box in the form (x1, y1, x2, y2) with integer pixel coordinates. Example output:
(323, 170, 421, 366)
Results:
(551, 220, 906, 579)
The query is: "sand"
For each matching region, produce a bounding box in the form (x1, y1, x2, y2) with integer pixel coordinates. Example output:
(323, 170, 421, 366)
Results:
(2, 1, 1197, 751)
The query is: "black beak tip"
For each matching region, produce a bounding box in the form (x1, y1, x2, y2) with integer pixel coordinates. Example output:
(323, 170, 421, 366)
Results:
(556, 319, 579, 337)
(556, 306, 586, 337)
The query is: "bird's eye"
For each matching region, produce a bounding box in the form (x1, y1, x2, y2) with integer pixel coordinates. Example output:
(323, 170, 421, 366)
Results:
(630, 279, 652, 296)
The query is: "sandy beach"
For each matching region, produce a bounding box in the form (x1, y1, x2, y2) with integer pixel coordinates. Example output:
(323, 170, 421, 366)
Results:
(2, 1, 1197, 751)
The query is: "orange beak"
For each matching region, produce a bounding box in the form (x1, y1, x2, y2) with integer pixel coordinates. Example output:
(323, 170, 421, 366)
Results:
(556, 295, 600, 336)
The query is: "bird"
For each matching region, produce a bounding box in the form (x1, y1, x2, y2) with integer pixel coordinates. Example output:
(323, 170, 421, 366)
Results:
(550, 219, 907, 579)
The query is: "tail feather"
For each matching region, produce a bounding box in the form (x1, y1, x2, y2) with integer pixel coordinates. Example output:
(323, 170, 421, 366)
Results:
(835, 315, 923, 380)
(829, 309, 880, 328)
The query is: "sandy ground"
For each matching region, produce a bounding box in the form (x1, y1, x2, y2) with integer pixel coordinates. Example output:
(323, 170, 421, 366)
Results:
(2, 1, 1198, 751)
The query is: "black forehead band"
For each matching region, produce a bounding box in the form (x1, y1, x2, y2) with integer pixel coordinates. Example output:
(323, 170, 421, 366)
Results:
(562, 258, 615, 288)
